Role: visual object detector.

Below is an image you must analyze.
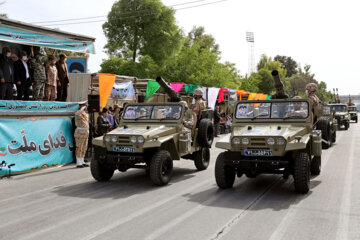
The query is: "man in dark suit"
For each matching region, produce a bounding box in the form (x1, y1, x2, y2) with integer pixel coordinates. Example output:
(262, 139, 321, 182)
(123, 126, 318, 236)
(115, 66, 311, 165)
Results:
(0, 47, 14, 100)
(14, 51, 32, 100)
(56, 53, 69, 101)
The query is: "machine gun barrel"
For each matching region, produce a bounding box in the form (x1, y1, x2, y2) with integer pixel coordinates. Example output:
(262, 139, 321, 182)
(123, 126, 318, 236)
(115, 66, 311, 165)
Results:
(271, 70, 288, 99)
(155, 76, 181, 102)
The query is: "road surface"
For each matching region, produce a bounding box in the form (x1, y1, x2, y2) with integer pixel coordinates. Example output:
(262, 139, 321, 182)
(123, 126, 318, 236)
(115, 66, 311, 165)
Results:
(1, 122, 359, 240)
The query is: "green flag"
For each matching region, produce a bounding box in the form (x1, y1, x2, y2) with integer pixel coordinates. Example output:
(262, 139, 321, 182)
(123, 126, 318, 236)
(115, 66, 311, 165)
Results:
(266, 95, 272, 100)
(185, 84, 199, 94)
(145, 80, 161, 101)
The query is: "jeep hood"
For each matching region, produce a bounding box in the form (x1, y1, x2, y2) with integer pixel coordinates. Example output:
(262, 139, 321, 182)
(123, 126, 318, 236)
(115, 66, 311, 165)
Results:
(106, 124, 177, 139)
(233, 125, 307, 139)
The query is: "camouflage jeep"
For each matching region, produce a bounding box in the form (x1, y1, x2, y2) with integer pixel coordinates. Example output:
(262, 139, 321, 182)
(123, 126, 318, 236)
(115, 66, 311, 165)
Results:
(347, 106, 358, 123)
(91, 102, 214, 186)
(317, 105, 337, 149)
(215, 99, 322, 194)
(328, 104, 350, 130)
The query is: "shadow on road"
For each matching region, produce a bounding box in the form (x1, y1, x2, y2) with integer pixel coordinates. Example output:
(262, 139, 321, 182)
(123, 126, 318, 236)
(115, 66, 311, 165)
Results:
(185, 175, 318, 212)
(52, 167, 197, 199)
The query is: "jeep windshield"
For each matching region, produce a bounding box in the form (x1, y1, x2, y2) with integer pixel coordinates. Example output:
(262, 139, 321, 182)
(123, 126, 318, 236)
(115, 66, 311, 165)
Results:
(348, 106, 357, 112)
(123, 105, 183, 120)
(330, 105, 347, 112)
(235, 101, 309, 119)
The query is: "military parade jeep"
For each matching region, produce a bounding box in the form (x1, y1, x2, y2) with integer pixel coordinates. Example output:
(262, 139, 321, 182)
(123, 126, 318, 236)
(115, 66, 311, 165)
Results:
(328, 104, 350, 130)
(215, 99, 322, 194)
(91, 102, 214, 186)
(347, 106, 358, 123)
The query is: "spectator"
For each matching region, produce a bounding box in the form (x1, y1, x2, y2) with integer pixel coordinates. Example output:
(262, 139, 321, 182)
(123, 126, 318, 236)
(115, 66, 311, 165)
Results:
(44, 55, 58, 101)
(113, 104, 121, 126)
(107, 108, 115, 129)
(214, 105, 221, 137)
(0, 47, 14, 100)
(14, 51, 32, 100)
(56, 53, 69, 101)
(30, 51, 46, 101)
(97, 107, 111, 136)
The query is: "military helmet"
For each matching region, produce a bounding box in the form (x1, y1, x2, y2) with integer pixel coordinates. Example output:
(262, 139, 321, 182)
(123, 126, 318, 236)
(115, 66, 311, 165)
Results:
(180, 100, 188, 109)
(306, 83, 317, 92)
(193, 88, 203, 97)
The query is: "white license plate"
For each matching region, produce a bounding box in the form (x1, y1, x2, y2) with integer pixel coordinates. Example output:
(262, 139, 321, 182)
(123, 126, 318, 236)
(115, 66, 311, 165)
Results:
(113, 146, 135, 153)
(245, 149, 272, 156)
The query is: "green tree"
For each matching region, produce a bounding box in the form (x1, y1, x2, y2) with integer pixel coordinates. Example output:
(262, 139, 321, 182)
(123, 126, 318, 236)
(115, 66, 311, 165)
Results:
(103, 0, 182, 64)
(185, 26, 220, 56)
(100, 55, 158, 79)
(274, 55, 298, 77)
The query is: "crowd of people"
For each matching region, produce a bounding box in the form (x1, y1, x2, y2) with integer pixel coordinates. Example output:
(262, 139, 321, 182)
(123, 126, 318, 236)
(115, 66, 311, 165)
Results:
(0, 46, 69, 101)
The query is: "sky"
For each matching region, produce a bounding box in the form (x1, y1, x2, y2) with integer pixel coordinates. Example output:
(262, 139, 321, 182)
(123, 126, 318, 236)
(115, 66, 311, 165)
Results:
(2, 0, 360, 95)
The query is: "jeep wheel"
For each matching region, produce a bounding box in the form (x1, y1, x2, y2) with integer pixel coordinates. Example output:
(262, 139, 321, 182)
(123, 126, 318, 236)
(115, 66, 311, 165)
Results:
(91, 158, 114, 182)
(194, 147, 210, 171)
(355, 118, 358, 123)
(215, 152, 235, 189)
(150, 150, 173, 186)
(311, 156, 321, 176)
(317, 117, 331, 149)
(198, 119, 214, 148)
(293, 151, 310, 194)
(331, 130, 336, 143)
(344, 122, 349, 130)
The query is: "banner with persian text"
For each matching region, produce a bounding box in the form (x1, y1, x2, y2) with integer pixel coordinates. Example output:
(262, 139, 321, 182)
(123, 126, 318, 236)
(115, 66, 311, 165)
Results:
(0, 100, 79, 114)
(0, 117, 74, 176)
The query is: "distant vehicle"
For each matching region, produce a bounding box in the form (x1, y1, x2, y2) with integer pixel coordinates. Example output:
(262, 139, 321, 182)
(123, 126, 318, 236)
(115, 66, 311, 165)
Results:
(215, 99, 322, 194)
(328, 104, 350, 130)
(347, 106, 358, 123)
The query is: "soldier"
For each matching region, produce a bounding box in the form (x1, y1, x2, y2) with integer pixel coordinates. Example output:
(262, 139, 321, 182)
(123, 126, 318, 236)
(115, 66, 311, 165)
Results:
(285, 96, 307, 118)
(74, 102, 89, 168)
(191, 88, 206, 120)
(181, 101, 194, 131)
(30, 51, 46, 100)
(44, 55, 58, 101)
(306, 83, 319, 113)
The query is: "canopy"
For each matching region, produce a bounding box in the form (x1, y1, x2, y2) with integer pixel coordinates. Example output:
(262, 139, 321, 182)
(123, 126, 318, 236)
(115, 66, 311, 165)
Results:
(0, 17, 95, 54)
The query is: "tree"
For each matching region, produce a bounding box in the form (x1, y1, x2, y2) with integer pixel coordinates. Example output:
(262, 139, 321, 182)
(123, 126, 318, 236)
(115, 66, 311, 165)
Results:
(185, 26, 220, 56)
(103, 0, 182, 64)
(274, 55, 298, 77)
(100, 55, 158, 79)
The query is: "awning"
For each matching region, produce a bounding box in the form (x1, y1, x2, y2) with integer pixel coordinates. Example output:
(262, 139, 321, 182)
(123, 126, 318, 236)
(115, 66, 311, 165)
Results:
(0, 17, 95, 54)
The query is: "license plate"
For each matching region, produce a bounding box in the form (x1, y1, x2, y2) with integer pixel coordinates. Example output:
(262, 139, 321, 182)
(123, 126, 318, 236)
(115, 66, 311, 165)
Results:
(113, 146, 135, 153)
(244, 149, 272, 156)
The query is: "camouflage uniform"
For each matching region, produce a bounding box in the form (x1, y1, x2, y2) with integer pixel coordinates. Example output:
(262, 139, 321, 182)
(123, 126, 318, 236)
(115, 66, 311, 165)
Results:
(74, 107, 89, 166)
(191, 89, 206, 120)
(30, 58, 46, 100)
(306, 83, 319, 113)
(44, 63, 58, 101)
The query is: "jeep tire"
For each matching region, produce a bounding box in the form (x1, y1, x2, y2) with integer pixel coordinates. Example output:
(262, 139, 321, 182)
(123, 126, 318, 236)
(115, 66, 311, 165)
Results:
(150, 150, 173, 186)
(194, 147, 210, 171)
(198, 119, 214, 148)
(317, 117, 331, 149)
(215, 152, 235, 189)
(293, 151, 310, 194)
(91, 158, 114, 182)
(311, 156, 321, 176)
(331, 130, 336, 143)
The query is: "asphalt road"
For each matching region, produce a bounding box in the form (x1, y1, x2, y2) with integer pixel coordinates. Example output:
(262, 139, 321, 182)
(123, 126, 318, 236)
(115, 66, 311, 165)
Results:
(1, 122, 360, 240)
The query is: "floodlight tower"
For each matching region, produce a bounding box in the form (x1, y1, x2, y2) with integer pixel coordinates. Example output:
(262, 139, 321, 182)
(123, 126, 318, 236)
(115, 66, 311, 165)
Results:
(246, 31, 255, 75)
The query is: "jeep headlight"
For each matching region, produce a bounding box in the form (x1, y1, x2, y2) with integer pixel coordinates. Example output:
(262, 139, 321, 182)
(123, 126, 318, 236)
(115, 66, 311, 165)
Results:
(104, 135, 110, 142)
(111, 136, 117, 143)
(267, 138, 275, 145)
(277, 138, 285, 145)
(232, 137, 240, 145)
(138, 136, 145, 144)
(241, 138, 249, 145)
(130, 136, 137, 143)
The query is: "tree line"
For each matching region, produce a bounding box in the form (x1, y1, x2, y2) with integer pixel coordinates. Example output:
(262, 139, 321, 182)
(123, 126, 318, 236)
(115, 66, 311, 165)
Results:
(100, 0, 332, 102)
